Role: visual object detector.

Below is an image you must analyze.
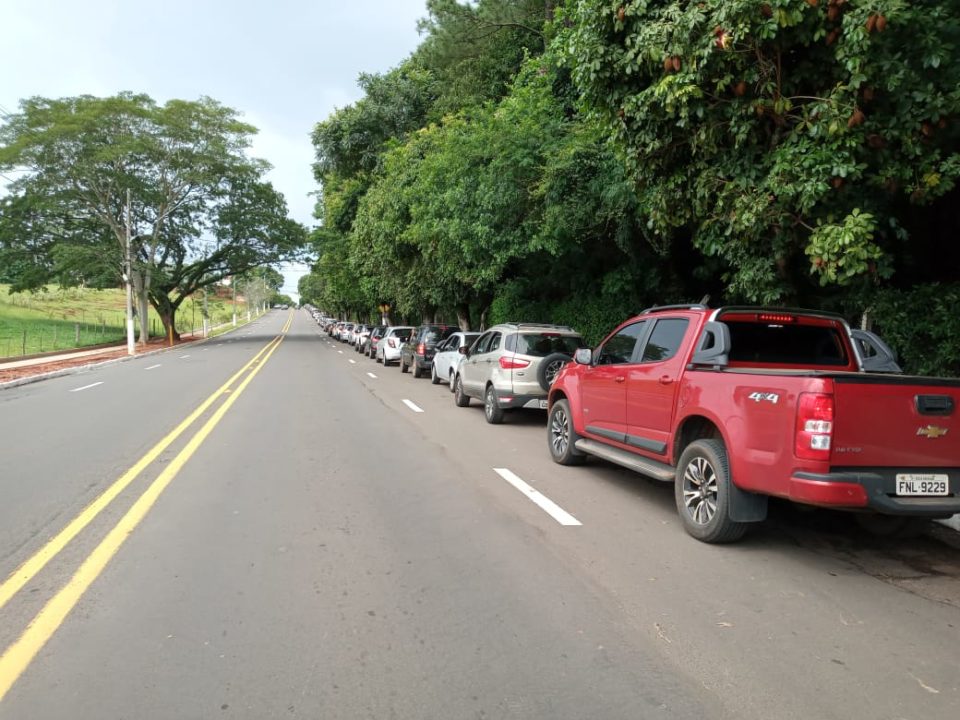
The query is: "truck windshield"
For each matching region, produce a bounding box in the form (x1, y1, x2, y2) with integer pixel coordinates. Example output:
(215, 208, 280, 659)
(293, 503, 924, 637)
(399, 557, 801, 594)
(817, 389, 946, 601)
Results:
(726, 322, 849, 366)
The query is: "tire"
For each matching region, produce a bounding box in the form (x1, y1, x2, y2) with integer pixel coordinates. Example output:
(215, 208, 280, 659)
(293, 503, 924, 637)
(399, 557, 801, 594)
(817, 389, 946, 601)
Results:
(413, 361, 425, 379)
(674, 439, 749, 543)
(448, 370, 455, 393)
(548, 399, 585, 465)
(400, 357, 409, 373)
(536, 353, 572, 391)
(454, 375, 470, 407)
(484, 385, 505, 424)
(431, 363, 442, 384)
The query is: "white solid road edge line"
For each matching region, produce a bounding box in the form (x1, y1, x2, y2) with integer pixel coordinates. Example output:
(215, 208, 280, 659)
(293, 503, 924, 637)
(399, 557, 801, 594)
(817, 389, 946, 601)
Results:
(493, 468, 582, 526)
(402, 399, 424, 413)
(70, 382, 104, 393)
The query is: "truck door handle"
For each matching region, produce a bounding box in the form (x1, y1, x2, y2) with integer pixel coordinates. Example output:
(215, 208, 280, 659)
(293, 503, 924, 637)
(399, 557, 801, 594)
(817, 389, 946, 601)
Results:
(658, 375, 674, 385)
(615, 376, 625, 383)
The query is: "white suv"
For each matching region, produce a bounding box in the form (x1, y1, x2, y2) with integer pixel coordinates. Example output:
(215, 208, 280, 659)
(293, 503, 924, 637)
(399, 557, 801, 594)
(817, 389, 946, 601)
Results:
(453, 323, 584, 424)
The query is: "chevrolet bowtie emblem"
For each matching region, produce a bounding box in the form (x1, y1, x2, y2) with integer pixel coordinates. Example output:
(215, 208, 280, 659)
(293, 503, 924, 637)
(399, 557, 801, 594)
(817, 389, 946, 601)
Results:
(917, 425, 949, 439)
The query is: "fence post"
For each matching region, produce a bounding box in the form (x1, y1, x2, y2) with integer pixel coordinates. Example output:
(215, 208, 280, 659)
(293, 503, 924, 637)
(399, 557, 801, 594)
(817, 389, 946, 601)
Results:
(75, 323, 80, 345)
(53, 326, 58, 349)
(22, 329, 27, 355)
(39, 328, 43, 352)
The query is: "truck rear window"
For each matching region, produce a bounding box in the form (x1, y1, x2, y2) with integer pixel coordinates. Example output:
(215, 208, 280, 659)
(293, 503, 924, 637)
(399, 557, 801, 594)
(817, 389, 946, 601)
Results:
(726, 322, 849, 366)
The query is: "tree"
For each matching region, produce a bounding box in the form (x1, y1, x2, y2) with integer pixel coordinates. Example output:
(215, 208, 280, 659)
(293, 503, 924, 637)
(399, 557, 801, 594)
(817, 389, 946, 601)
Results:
(561, 0, 960, 302)
(0, 93, 306, 340)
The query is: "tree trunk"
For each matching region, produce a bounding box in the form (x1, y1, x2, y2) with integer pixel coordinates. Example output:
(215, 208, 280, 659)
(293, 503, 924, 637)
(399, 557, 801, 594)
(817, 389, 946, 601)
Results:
(138, 266, 152, 344)
(456, 303, 473, 331)
(154, 295, 181, 342)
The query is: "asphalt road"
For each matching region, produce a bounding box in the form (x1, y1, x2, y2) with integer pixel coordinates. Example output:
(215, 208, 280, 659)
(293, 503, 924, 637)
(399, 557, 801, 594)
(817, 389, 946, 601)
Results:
(0, 310, 957, 719)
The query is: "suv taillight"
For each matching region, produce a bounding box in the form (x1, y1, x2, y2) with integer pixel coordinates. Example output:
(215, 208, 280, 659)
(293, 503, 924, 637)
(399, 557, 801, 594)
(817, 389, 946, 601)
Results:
(417, 343, 426, 356)
(499, 356, 531, 370)
(795, 392, 834, 460)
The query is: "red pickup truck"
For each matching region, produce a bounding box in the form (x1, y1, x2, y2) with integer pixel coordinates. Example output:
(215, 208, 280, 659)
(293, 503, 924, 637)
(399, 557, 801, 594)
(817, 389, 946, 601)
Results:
(547, 304, 960, 542)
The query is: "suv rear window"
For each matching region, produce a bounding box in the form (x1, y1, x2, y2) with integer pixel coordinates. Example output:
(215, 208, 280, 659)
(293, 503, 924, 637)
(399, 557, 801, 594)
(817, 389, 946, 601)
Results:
(726, 322, 849, 366)
(394, 330, 411, 341)
(512, 333, 584, 357)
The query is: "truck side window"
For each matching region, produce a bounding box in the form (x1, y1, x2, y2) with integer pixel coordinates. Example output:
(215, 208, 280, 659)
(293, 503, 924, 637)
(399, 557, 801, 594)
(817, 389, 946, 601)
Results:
(597, 321, 647, 365)
(640, 319, 690, 363)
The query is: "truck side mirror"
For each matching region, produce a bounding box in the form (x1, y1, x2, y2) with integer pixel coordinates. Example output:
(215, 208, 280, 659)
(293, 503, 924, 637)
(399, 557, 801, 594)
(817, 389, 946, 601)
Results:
(690, 321, 730, 367)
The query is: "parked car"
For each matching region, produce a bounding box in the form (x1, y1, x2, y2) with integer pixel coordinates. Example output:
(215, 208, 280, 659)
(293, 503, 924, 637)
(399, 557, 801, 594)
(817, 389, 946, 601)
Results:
(341, 322, 356, 344)
(377, 326, 414, 365)
(432, 332, 481, 389)
(401, 324, 461, 378)
(547, 303, 960, 543)
(453, 323, 585, 423)
(353, 324, 373, 352)
(365, 326, 387, 358)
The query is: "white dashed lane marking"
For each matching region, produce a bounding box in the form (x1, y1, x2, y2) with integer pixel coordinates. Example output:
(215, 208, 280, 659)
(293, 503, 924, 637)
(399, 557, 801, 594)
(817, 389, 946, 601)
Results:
(402, 399, 424, 413)
(69, 382, 103, 393)
(493, 468, 582, 527)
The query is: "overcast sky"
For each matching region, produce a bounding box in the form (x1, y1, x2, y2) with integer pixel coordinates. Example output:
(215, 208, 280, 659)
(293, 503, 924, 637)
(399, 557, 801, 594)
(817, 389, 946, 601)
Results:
(2, 0, 429, 299)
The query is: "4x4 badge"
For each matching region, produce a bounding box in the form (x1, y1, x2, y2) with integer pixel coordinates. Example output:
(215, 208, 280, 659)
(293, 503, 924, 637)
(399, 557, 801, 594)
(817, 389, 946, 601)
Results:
(916, 425, 949, 439)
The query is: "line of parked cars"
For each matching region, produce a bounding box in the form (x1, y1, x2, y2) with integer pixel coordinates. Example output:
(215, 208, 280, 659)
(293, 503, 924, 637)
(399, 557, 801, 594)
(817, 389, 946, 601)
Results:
(319, 316, 587, 426)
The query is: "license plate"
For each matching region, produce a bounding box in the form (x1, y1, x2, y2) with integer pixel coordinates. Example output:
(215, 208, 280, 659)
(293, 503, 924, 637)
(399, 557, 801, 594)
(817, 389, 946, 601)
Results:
(895, 474, 949, 496)
(538, 399, 548, 409)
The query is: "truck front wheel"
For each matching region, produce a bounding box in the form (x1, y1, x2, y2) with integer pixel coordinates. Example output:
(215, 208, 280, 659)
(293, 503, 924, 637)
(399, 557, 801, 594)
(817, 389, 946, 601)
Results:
(675, 440, 748, 543)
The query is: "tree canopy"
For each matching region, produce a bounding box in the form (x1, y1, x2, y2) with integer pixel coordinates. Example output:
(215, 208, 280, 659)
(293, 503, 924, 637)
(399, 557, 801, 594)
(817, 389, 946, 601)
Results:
(0, 92, 306, 339)
(304, 0, 960, 375)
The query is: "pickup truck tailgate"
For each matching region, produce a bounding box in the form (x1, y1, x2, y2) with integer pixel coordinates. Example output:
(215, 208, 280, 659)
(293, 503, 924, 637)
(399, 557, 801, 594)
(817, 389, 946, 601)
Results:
(832, 376, 960, 467)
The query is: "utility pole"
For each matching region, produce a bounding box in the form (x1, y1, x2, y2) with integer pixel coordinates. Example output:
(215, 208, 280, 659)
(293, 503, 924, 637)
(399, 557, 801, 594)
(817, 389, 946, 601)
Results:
(124, 190, 135, 356)
(232, 276, 237, 326)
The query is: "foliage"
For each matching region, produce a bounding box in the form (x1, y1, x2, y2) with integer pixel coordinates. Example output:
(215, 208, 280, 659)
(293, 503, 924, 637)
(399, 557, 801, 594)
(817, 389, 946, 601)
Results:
(850, 283, 960, 377)
(561, 0, 960, 301)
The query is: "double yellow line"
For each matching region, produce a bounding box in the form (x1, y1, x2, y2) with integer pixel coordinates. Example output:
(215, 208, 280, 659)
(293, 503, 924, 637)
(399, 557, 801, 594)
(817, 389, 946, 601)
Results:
(0, 316, 291, 701)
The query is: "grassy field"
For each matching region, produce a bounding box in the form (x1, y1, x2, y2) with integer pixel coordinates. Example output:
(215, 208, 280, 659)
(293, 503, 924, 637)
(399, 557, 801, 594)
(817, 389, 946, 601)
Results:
(0, 285, 252, 358)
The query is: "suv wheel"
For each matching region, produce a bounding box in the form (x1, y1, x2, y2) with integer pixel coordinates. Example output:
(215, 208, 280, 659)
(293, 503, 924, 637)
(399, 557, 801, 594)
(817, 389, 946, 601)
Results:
(675, 440, 748, 543)
(400, 357, 409, 373)
(484, 385, 505, 424)
(454, 375, 470, 407)
(413, 361, 425, 378)
(537, 353, 572, 391)
(548, 399, 585, 465)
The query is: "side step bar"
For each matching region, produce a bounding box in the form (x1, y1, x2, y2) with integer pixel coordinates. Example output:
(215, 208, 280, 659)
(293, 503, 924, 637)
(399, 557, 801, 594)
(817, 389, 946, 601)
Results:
(574, 439, 675, 482)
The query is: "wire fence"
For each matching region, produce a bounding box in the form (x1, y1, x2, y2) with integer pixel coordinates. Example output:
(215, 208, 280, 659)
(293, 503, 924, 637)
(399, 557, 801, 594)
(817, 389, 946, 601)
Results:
(0, 309, 249, 359)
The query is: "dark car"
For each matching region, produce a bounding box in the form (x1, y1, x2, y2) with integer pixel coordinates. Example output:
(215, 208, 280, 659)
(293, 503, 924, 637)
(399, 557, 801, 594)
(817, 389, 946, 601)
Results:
(400, 324, 461, 378)
(365, 325, 387, 358)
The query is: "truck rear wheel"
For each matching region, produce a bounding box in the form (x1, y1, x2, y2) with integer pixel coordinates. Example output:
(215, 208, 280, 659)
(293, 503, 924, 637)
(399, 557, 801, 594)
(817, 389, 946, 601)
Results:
(675, 439, 748, 543)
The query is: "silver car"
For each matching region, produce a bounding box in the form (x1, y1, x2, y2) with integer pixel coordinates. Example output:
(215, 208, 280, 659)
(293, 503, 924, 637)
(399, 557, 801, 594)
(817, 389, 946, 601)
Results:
(453, 323, 585, 424)
(431, 332, 481, 389)
(376, 326, 414, 365)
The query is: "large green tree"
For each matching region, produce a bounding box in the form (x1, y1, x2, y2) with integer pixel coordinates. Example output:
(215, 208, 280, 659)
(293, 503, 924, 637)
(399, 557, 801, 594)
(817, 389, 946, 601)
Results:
(561, 0, 960, 302)
(0, 93, 306, 340)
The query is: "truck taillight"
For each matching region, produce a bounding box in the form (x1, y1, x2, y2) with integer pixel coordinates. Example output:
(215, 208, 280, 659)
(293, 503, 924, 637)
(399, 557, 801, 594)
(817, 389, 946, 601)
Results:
(499, 356, 531, 370)
(795, 392, 834, 460)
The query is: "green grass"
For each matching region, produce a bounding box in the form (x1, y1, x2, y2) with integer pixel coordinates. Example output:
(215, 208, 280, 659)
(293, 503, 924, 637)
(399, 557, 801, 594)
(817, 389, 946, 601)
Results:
(0, 285, 253, 358)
